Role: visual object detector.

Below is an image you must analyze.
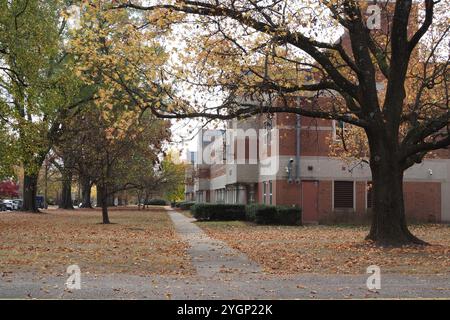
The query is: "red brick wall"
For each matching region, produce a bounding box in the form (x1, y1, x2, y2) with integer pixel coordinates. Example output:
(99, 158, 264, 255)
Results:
(300, 130, 331, 157)
(277, 127, 332, 157)
(317, 180, 332, 222)
(404, 182, 441, 222)
(256, 181, 264, 204)
(196, 168, 210, 179)
(425, 148, 450, 160)
(355, 181, 366, 215)
(270, 179, 442, 224)
(274, 180, 301, 207)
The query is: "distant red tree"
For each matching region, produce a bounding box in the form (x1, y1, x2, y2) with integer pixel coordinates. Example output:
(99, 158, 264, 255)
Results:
(0, 181, 19, 198)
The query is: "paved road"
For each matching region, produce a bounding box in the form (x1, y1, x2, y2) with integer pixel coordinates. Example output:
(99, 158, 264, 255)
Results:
(1, 272, 450, 299)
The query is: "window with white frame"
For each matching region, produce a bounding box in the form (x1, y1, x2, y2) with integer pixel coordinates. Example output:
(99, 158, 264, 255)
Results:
(264, 118, 273, 145)
(269, 180, 273, 205)
(333, 120, 347, 141)
(263, 182, 267, 204)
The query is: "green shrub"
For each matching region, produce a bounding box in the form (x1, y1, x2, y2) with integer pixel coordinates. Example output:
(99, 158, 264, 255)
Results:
(145, 198, 167, 206)
(244, 204, 259, 222)
(255, 205, 278, 224)
(245, 204, 302, 225)
(276, 206, 302, 225)
(178, 201, 195, 210)
(245, 204, 276, 223)
(191, 203, 246, 221)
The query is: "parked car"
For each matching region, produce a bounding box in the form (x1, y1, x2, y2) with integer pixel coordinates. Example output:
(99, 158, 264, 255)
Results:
(0, 200, 6, 211)
(36, 195, 46, 209)
(12, 199, 22, 210)
(2, 199, 14, 211)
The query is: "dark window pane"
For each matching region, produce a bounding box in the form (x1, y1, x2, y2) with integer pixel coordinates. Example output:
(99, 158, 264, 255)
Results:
(334, 181, 354, 209)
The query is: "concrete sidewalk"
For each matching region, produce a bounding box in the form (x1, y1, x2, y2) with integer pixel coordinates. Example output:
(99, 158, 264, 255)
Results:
(166, 209, 261, 278)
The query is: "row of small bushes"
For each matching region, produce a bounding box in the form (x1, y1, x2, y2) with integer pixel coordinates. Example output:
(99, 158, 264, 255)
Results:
(172, 201, 196, 210)
(191, 204, 246, 221)
(246, 204, 301, 225)
(144, 199, 167, 206)
(190, 203, 301, 225)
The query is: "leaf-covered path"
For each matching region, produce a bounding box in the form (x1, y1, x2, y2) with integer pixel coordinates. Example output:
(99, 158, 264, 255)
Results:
(166, 208, 261, 278)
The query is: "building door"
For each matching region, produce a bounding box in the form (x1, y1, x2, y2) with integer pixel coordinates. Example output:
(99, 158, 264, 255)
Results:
(302, 181, 319, 223)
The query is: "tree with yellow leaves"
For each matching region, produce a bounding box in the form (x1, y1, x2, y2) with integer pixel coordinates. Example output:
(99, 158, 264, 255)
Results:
(85, 0, 448, 246)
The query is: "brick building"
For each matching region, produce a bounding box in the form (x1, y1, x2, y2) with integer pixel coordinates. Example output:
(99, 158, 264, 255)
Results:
(184, 110, 450, 224)
(184, 1, 450, 224)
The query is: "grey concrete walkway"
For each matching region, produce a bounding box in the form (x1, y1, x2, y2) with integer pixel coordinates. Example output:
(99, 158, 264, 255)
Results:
(166, 209, 261, 278)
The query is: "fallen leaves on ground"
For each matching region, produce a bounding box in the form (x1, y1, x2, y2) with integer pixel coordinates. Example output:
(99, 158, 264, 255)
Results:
(0, 208, 194, 276)
(198, 222, 450, 275)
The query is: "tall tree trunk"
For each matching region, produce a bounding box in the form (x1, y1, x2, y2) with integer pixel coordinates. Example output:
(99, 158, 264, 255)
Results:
(137, 190, 142, 210)
(100, 184, 110, 224)
(80, 176, 92, 208)
(101, 202, 110, 224)
(143, 192, 150, 209)
(366, 140, 426, 246)
(59, 171, 74, 209)
(22, 173, 38, 212)
(96, 184, 103, 208)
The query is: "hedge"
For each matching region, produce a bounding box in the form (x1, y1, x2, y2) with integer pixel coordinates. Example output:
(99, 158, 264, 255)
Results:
(246, 204, 301, 225)
(191, 203, 246, 221)
(177, 201, 196, 210)
(276, 206, 302, 225)
(189, 203, 301, 225)
(245, 204, 277, 224)
(145, 198, 167, 206)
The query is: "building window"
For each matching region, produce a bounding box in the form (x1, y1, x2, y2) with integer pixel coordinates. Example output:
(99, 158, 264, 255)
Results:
(263, 182, 267, 204)
(221, 131, 227, 162)
(334, 181, 354, 209)
(367, 181, 373, 209)
(215, 189, 220, 203)
(264, 118, 273, 145)
(269, 181, 273, 205)
(333, 120, 346, 141)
